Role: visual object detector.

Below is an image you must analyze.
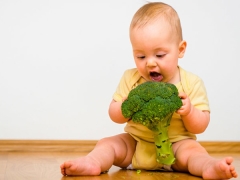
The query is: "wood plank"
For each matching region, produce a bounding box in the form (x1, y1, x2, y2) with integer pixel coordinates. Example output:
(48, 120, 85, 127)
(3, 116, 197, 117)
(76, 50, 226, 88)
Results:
(0, 140, 239, 153)
(199, 141, 240, 154)
(0, 140, 97, 152)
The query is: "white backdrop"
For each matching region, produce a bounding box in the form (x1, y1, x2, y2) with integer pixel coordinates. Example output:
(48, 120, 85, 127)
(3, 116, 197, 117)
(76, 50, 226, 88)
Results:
(0, 0, 240, 141)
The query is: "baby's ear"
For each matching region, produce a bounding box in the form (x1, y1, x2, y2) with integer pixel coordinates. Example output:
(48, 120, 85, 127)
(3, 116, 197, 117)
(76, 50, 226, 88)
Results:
(178, 40, 187, 58)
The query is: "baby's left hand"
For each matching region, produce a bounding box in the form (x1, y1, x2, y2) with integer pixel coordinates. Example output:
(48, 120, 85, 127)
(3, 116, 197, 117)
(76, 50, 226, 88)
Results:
(176, 92, 192, 116)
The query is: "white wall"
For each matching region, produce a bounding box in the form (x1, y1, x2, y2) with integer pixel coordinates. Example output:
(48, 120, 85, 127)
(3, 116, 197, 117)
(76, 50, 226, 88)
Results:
(0, 0, 239, 141)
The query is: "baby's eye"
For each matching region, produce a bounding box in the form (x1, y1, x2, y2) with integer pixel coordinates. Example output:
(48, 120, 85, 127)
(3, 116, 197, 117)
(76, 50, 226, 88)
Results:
(137, 56, 145, 59)
(156, 54, 165, 58)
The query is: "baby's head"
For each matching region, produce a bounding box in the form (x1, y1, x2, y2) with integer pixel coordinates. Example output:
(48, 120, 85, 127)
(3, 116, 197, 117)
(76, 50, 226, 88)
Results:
(130, 2, 182, 43)
(129, 2, 186, 83)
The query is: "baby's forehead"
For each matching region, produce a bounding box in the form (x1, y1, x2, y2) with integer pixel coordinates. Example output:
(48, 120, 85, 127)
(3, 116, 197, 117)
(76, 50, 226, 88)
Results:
(131, 16, 182, 42)
(130, 20, 181, 45)
(131, 17, 172, 33)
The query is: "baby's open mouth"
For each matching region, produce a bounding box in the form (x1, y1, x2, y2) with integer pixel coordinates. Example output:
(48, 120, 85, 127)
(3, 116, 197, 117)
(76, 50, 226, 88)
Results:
(150, 72, 163, 82)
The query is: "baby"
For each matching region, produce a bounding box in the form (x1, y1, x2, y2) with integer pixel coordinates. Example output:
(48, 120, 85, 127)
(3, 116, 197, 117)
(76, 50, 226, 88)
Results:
(61, 2, 238, 179)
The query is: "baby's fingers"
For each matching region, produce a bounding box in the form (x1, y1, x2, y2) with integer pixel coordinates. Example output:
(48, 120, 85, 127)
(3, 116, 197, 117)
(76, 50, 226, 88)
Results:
(178, 92, 187, 99)
(176, 108, 183, 115)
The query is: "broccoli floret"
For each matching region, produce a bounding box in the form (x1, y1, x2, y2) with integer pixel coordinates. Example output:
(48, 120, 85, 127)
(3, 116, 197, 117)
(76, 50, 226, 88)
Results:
(121, 81, 182, 165)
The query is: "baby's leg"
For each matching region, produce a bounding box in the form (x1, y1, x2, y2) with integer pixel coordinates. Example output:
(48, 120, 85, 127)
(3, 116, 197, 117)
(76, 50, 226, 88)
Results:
(172, 139, 238, 179)
(60, 133, 136, 176)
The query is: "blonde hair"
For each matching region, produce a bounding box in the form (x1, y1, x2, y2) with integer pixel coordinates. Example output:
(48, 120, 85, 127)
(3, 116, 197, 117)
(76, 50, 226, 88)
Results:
(130, 2, 183, 41)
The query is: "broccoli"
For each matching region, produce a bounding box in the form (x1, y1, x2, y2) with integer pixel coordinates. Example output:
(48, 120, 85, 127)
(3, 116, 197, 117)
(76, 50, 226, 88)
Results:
(121, 81, 182, 165)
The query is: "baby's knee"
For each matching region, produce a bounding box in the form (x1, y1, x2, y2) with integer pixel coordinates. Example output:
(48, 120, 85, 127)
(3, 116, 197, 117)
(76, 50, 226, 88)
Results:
(96, 133, 134, 148)
(96, 136, 114, 146)
(173, 139, 207, 154)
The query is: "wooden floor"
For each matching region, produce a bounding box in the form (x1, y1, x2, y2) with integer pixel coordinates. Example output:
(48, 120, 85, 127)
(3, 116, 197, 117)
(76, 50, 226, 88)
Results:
(0, 152, 239, 180)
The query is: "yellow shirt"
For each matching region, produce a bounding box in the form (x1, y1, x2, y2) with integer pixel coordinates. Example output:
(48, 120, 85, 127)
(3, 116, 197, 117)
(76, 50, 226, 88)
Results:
(112, 66, 210, 170)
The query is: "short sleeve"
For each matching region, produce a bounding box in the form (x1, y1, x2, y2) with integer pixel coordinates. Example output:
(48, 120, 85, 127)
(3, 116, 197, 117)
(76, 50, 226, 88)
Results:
(179, 67, 210, 112)
(188, 79, 210, 112)
(112, 68, 143, 102)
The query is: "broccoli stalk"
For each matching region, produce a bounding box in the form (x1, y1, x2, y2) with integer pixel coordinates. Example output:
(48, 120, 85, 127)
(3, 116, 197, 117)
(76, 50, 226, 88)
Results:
(153, 113, 175, 165)
(121, 81, 182, 165)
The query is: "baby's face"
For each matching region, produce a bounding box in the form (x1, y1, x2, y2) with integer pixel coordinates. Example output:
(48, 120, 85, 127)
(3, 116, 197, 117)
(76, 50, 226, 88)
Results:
(130, 19, 184, 84)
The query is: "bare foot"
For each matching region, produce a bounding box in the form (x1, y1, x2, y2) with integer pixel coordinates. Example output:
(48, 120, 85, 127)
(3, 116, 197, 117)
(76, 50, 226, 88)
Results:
(60, 156, 102, 176)
(202, 157, 238, 179)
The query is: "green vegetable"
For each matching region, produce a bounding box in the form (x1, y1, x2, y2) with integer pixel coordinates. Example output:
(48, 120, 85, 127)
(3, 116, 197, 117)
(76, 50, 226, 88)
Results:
(121, 81, 182, 165)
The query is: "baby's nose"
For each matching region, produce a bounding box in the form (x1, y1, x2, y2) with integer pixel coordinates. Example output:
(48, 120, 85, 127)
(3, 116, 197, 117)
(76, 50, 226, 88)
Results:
(146, 58, 157, 67)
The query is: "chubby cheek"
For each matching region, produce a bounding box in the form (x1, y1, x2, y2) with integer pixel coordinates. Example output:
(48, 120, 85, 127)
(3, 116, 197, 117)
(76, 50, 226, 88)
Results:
(135, 60, 144, 71)
(163, 67, 174, 76)
(137, 67, 146, 78)
(135, 63, 148, 78)
(161, 62, 177, 75)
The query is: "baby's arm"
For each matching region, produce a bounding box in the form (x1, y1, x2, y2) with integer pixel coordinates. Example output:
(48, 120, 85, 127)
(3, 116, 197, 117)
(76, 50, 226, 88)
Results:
(109, 99, 129, 124)
(176, 92, 210, 134)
